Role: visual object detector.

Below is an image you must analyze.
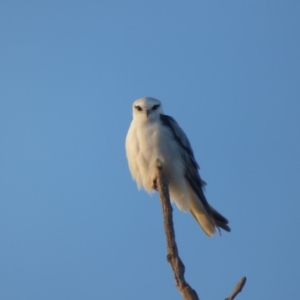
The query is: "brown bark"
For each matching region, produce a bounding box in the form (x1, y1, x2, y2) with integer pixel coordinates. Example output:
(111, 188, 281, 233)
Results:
(156, 159, 199, 300)
(156, 159, 246, 300)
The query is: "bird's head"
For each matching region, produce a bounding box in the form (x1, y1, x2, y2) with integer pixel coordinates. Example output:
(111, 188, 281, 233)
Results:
(132, 97, 163, 121)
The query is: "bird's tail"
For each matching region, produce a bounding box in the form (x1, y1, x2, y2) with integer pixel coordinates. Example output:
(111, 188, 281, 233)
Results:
(190, 194, 230, 236)
(209, 205, 231, 233)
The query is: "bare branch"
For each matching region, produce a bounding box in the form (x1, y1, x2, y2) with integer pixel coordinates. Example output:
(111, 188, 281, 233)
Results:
(156, 159, 199, 300)
(156, 159, 246, 300)
(225, 277, 247, 300)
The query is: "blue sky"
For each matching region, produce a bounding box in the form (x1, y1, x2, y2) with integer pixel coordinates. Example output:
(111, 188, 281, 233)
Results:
(1, 1, 300, 299)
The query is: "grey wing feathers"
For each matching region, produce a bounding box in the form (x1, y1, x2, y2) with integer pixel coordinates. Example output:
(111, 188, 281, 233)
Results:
(160, 114, 231, 233)
(160, 114, 209, 204)
(160, 114, 199, 169)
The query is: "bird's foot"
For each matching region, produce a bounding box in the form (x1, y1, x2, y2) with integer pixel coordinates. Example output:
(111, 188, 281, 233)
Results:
(152, 179, 158, 191)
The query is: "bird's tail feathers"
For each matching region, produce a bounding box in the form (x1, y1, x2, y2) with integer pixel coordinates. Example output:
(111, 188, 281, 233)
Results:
(190, 195, 215, 237)
(209, 205, 231, 233)
(190, 195, 231, 236)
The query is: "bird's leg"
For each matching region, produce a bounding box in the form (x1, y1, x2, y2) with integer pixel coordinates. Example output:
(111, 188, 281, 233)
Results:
(152, 178, 158, 191)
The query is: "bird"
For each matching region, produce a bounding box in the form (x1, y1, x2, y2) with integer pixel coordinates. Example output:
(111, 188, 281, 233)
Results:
(125, 97, 230, 236)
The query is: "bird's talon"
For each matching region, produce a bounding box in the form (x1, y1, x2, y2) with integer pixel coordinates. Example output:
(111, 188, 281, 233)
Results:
(152, 179, 158, 190)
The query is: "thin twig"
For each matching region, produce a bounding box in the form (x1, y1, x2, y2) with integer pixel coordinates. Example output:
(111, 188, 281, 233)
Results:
(156, 159, 199, 300)
(225, 277, 247, 300)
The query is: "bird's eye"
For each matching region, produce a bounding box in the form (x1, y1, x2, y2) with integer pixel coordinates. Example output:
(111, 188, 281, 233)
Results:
(135, 106, 142, 111)
(152, 104, 160, 110)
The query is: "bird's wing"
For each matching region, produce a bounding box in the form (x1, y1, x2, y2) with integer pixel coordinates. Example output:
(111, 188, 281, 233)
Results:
(160, 114, 210, 209)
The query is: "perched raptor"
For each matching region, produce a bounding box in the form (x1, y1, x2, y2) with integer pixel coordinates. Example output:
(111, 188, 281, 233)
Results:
(125, 97, 230, 236)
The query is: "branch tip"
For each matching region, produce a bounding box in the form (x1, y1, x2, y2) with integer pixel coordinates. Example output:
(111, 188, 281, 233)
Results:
(225, 276, 247, 300)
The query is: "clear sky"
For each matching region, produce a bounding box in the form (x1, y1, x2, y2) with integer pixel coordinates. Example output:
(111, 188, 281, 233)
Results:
(1, 1, 299, 299)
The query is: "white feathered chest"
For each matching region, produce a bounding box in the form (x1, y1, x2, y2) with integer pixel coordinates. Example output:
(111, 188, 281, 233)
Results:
(126, 118, 182, 192)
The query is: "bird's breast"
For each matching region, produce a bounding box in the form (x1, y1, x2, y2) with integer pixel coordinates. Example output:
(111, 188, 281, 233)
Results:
(128, 120, 184, 192)
(137, 122, 181, 170)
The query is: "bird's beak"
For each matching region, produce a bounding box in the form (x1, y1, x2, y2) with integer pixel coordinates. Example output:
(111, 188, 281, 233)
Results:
(146, 110, 150, 118)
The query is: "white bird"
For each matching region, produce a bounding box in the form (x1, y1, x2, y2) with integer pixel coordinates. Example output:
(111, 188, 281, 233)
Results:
(125, 97, 230, 236)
